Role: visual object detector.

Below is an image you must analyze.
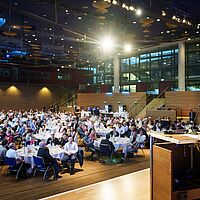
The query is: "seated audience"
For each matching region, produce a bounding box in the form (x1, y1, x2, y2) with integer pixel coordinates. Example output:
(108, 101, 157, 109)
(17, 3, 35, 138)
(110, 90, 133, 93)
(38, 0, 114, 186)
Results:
(37, 141, 62, 179)
(61, 136, 78, 175)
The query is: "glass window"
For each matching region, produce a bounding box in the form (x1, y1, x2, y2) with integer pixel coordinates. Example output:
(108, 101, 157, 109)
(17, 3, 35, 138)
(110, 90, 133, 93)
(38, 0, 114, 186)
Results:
(130, 85, 136, 92)
(140, 58, 150, 68)
(162, 56, 172, 67)
(150, 70, 160, 81)
(140, 53, 150, 58)
(151, 52, 161, 57)
(187, 52, 200, 65)
(19, 70, 51, 79)
(186, 80, 200, 91)
(162, 49, 172, 55)
(105, 63, 113, 73)
(187, 43, 200, 51)
(187, 66, 200, 79)
(121, 73, 129, 83)
(161, 69, 171, 80)
(121, 58, 129, 72)
(130, 72, 139, 81)
(0, 68, 10, 77)
(140, 70, 150, 81)
(97, 75, 104, 83)
(57, 73, 71, 80)
(121, 85, 129, 92)
(151, 57, 161, 68)
(105, 74, 113, 84)
(130, 56, 139, 68)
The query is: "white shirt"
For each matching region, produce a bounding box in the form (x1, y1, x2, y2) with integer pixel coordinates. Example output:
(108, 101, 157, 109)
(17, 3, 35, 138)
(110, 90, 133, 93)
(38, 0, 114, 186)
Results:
(63, 142, 78, 155)
(6, 149, 20, 160)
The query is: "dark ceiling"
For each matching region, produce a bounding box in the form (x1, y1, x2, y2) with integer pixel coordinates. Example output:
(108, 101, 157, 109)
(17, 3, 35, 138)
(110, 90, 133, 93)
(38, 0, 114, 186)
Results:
(0, 0, 200, 67)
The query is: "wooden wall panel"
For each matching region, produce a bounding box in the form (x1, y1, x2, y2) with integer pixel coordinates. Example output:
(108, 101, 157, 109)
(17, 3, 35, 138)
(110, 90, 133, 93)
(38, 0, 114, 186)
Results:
(0, 84, 65, 111)
(77, 92, 145, 113)
(165, 91, 200, 117)
(153, 145, 172, 200)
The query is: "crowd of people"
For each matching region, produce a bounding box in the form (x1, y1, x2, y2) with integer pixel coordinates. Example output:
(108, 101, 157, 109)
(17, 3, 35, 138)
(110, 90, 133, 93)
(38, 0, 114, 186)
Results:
(0, 108, 199, 179)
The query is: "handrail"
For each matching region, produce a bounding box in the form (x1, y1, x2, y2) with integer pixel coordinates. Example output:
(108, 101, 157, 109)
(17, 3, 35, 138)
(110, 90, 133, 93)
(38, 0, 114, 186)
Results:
(134, 86, 169, 118)
(129, 87, 153, 116)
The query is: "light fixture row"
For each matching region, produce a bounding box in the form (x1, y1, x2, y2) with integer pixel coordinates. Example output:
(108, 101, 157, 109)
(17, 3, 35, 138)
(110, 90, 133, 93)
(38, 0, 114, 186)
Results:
(103, 0, 142, 16)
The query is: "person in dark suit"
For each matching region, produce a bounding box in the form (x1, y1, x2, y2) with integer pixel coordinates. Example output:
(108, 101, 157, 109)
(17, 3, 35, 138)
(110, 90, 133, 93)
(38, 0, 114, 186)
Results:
(37, 141, 62, 179)
(100, 133, 115, 153)
(109, 127, 119, 137)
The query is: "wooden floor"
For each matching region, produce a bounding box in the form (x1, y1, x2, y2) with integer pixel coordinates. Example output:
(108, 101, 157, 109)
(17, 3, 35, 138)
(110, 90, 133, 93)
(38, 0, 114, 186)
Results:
(0, 149, 150, 200)
(42, 169, 150, 200)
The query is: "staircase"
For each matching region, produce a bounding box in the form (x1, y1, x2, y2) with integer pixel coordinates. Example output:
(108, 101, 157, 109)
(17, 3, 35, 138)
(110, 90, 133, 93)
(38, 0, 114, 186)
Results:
(135, 98, 165, 119)
(53, 94, 77, 110)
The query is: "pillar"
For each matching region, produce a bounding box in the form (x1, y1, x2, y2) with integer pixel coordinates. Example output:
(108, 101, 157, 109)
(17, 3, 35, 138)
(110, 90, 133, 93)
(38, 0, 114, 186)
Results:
(113, 54, 120, 93)
(178, 41, 186, 91)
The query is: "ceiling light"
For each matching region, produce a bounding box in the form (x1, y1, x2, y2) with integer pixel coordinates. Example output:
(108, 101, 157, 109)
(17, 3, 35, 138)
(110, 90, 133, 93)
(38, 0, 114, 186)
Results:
(49, 28, 52, 31)
(69, 65, 71, 67)
(161, 11, 166, 16)
(66, 9, 68, 12)
(124, 44, 132, 52)
(138, 48, 141, 51)
(187, 38, 191, 41)
(172, 15, 176, 20)
(49, 37, 52, 40)
(161, 31, 164, 34)
(61, 66, 64, 68)
(100, 37, 114, 51)
(167, 30, 170, 33)
(35, 38, 37, 41)
(122, 3, 126, 8)
(70, 46, 73, 48)
(132, 21, 137, 24)
(196, 44, 199, 47)
(129, 6, 134, 11)
(112, 0, 117, 5)
(78, 17, 82, 20)
(57, 69, 60, 71)
(196, 31, 199, 34)
(61, 38, 64, 41)
(32, 34, 35, 37)
(136, 9, 142, 16)
(157, 19, 160, 22)
(28, 40, 31, 43)
(146, 16, 149, 19)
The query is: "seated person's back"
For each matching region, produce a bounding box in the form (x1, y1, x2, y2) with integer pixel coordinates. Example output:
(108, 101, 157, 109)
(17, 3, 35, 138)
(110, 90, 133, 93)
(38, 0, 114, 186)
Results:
(100, 134, 115, 152)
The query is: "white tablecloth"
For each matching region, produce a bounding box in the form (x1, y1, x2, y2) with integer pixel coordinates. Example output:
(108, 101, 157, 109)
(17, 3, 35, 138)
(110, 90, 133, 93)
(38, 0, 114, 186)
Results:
(17, 145, 65, 169)
(94, 137, 130, 154)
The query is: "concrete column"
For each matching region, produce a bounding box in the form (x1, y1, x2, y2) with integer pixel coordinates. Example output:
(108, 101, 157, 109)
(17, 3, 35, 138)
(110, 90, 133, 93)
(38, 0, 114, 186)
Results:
(113, 54, 120, 93)
(178, 41, 186, 91)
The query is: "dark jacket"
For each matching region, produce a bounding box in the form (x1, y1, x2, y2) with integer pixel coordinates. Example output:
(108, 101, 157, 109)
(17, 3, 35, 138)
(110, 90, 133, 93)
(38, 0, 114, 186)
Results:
(100, 139, 115, 152)
(37, 147, 54, 165)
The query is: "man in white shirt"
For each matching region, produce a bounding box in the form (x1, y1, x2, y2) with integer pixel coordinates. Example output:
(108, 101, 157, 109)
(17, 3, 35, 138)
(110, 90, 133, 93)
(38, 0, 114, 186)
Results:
(61, 136, 78, 175)
(6, 143, 30, 177)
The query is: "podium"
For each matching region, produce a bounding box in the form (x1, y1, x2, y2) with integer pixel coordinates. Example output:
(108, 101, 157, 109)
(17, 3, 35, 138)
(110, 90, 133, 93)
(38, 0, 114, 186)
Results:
(150, 132, 200, 200)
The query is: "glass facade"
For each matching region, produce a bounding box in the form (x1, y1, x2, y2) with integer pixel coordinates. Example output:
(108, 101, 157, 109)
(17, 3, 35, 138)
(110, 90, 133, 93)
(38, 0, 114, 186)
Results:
(120, 47, 178, 92)
(90, 40, 200, 93)
(186, 42, 200, 91)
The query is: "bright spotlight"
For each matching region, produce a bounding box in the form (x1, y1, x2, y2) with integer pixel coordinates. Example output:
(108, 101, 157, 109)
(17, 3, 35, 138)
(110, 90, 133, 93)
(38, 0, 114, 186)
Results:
(100, 37, 114, 51)
(136, 9, 142, 16)
(124, 44, 132, 52)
